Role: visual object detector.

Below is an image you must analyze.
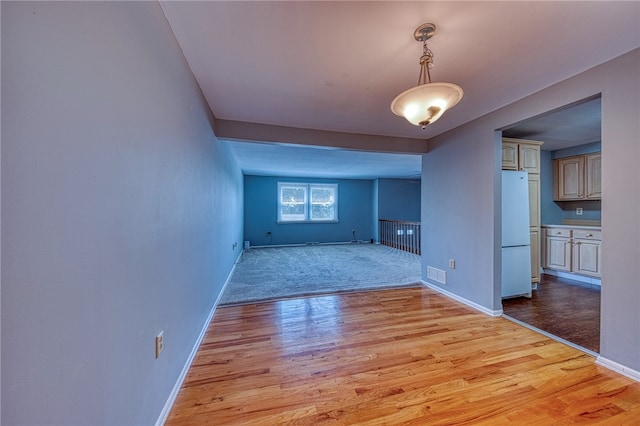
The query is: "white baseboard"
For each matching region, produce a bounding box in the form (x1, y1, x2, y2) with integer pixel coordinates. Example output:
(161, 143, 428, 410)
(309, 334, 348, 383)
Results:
(596, 356, 640, 382)
(420, 280, 503, 317)
(155, 250, 242, 426)
(543, 269, 601, 286)
(249, 241, 372, 249)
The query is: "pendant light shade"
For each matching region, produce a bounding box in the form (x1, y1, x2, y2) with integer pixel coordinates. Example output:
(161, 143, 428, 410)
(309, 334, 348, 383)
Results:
(390, 23, 463, 129)
(391, 82, 463, 128)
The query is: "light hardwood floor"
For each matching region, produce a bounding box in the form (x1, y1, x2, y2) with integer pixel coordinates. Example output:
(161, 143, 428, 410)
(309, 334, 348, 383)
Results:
(167, 286, 640, 425)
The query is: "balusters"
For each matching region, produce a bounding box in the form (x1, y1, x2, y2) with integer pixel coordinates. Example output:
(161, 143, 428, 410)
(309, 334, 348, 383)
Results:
(378, 219, 421, 255)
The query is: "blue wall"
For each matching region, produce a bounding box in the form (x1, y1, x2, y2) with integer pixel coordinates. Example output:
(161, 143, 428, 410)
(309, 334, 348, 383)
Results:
(551, 141, 601, 159)
(244, 175, 374, 245)
(378, 178, 421, 222)
(422, 49, 640, 377)
(540, 150, 564, 224)
(541, 142, 602, 224)
(2, 3, 244, 425)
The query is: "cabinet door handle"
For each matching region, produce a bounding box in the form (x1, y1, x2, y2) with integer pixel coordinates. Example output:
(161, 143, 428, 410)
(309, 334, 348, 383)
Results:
(586, 233, 593, 237)
(556, 231, 562, 235)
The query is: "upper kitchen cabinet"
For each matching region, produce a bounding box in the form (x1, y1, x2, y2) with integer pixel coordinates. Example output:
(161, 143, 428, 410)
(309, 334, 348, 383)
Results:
(501, 141, 518, 170)
(554, 156, 584, 200)
(585, 153, 602, 199)
(502, 138, 543, 173)
(553, 152, 601, 201)
(520, 144, 542, 173)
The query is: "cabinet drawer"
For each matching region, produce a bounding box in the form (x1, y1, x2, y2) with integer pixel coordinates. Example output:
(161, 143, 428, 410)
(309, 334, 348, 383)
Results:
(573, 229, 601, 240)
(546, 228, 571, 238)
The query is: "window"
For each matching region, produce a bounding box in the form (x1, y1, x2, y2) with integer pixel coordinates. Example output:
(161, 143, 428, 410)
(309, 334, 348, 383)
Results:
(278, 182, 338, 223)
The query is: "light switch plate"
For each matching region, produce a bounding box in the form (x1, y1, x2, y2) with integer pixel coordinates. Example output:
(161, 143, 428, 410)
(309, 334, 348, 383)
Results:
(155, 331, 164, 359)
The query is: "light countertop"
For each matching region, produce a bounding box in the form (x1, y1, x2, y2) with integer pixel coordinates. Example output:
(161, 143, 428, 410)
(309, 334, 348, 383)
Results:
(542, 224, 601, 230)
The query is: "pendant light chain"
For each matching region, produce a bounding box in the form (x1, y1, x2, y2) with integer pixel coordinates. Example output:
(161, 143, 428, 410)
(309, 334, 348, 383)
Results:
(417, 40, 434, 86)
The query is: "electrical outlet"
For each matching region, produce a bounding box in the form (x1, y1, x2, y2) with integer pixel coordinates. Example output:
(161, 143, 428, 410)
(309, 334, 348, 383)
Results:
(576, 208, 583, 216)
(449, 259, 456, 269)
(155, 331, 164, 359)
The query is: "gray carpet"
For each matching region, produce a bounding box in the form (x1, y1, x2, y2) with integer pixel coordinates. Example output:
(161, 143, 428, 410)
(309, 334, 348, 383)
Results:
(220, 244, 422, 305)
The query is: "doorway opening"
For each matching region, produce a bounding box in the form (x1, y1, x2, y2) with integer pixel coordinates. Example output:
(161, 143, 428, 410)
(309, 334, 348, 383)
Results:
(500, 95, 602, 354)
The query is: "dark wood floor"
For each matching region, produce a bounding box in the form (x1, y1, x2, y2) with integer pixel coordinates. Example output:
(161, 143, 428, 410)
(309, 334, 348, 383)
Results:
(502, 274, 600, 353)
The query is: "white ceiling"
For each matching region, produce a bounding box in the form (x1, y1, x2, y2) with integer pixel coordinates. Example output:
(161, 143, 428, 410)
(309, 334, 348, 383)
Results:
(160, 1, 639, 178)
(503, 97, 602, 152)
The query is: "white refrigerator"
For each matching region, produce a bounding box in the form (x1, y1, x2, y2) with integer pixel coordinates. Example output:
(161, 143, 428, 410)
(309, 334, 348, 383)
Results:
(502, 170, 532, 298)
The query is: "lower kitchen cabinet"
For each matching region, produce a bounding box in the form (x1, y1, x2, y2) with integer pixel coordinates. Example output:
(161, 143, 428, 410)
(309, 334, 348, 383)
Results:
(545, 230, 572, 272)
(572, 229, 602, 276)
(543, 226, 601, 278)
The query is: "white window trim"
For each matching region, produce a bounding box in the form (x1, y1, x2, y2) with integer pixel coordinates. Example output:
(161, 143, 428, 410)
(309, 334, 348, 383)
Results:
(277, 182, 338, 223)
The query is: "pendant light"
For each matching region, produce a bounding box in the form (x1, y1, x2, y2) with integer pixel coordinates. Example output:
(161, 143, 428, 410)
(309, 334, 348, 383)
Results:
(390, 23, 463, 129)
